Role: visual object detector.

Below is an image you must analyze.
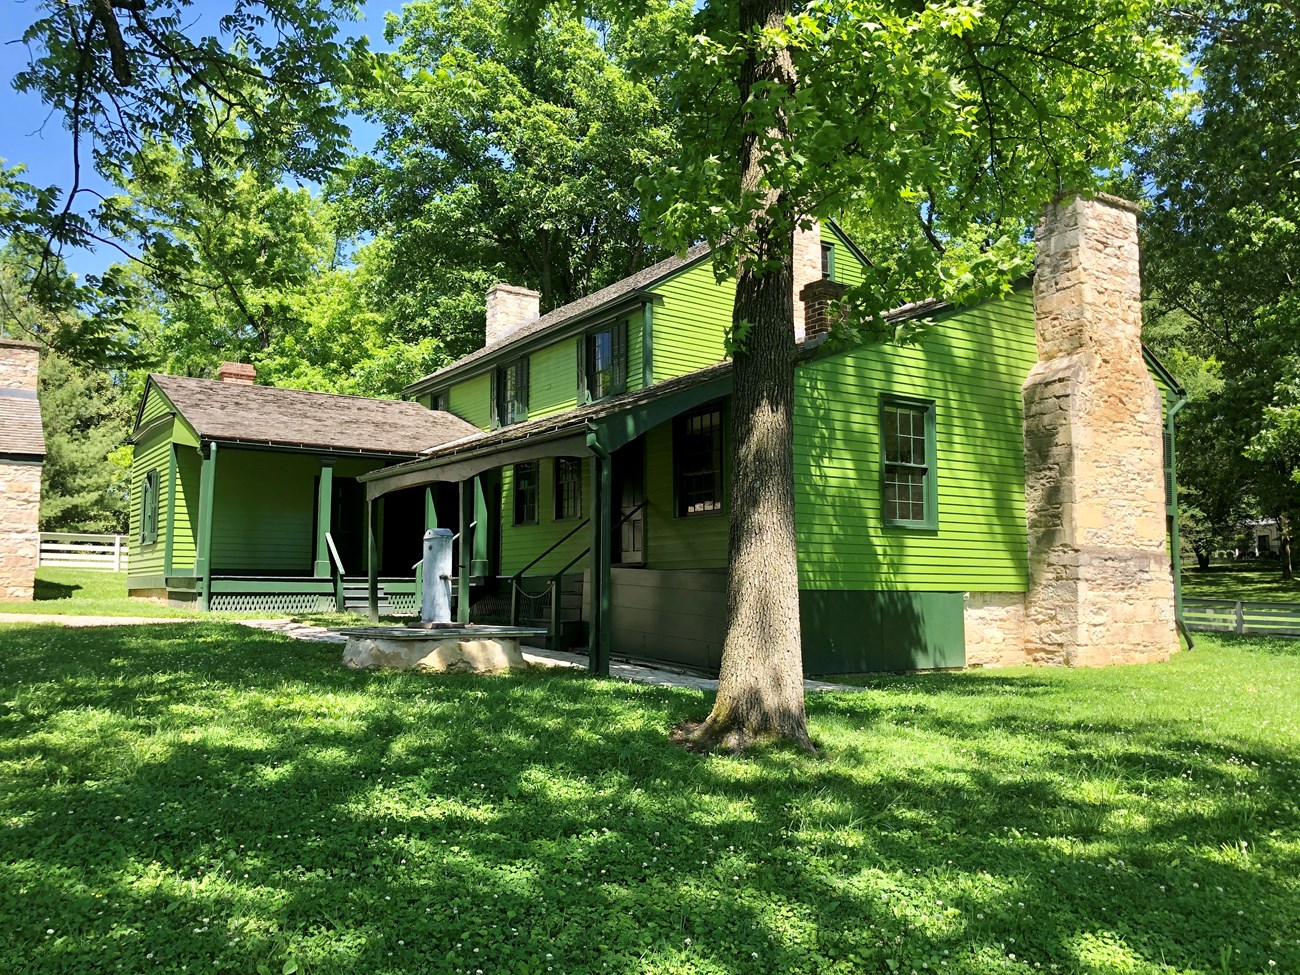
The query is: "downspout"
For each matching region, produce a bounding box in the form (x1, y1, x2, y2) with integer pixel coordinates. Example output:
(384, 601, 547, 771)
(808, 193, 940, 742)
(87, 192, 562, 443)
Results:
(586, 424, 612, 676)
(1167, 393, 1191, 649)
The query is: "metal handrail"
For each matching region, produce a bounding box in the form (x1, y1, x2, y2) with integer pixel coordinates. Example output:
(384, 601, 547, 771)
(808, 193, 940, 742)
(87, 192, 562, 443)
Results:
(512, 517, 590, 582)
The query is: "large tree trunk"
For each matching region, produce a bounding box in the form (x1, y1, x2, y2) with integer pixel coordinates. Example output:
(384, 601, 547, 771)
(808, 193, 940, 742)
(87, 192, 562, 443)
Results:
(683, 0, 811, 753)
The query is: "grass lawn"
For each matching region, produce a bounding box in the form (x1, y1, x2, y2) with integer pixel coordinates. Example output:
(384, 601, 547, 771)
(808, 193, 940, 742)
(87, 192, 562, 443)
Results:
(0, 624, 1296, 975)
(1180, 562, 1300, 604)
(0, 569, 391, 626)
(0, 569, 201, 618)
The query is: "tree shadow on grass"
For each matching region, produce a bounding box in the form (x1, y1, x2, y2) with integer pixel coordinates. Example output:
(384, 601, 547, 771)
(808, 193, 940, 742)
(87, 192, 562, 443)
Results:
(32, 577, 79, 601)
(0, 623, 1296, 975)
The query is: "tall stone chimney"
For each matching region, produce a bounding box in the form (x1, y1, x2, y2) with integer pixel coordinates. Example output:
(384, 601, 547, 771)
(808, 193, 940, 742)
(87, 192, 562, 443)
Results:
(792, 219, 823, 342)
(1021, 193, 1177, 666)
(218, 361, 256, 384)
(485, 283, 541, 347)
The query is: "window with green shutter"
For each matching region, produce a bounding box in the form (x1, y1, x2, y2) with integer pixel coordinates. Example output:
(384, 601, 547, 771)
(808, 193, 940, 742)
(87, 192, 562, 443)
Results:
(140, 469, 160, 545)
(493, 358, 529, 427)
(880, 397, 938, 529)
(579, 319, 629, 402)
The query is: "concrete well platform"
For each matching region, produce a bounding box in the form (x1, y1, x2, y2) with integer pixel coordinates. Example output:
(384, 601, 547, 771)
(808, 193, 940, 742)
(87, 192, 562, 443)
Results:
(339, 624, 549, 673)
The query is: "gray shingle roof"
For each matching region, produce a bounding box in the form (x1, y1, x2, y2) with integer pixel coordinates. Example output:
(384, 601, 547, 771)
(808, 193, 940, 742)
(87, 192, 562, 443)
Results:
(0, 390, 45, 458)
(405, 244, 713, 395)
(145, 375, 480, 456)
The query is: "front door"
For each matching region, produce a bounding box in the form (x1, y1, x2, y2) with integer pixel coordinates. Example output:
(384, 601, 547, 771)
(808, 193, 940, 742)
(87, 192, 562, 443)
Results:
(612, 439, 645, 564)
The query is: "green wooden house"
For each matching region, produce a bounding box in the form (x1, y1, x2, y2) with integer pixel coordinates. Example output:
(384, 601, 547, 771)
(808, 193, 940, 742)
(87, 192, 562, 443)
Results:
(357, 195, 1186, 674)
(126, 367, 477, 612)
(131, 193, 1184, 674)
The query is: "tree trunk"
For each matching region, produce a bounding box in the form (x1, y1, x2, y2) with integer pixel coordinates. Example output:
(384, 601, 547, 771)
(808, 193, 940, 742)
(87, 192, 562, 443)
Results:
(1194, 545, 1210, 571)
(683, 0, 811, 753)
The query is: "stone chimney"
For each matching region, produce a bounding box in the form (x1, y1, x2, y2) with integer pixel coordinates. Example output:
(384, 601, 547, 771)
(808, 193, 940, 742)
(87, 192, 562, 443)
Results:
(0, 338, 40, 391)
(798, 279, 847, 342)
(792, 219, 824, 342)
(485, 283, 541, 347)
(1021, 193, 1177, 666)
(217, 361, 256, 384)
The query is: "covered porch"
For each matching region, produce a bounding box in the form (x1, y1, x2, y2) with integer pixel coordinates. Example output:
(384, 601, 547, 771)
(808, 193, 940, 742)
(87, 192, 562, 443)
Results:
(359, 364, 733, 674)
(166, 444, 456, 614)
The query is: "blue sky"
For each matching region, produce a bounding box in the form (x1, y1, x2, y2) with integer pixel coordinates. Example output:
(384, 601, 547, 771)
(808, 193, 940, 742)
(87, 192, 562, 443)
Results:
(0, 0, 399, 279)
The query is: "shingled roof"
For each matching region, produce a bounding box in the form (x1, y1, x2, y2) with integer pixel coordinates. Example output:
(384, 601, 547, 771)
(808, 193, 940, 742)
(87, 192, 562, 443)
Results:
(0, 390, 45, 458)
(404, 243, 713, 396)
(143, 375, 480, 456)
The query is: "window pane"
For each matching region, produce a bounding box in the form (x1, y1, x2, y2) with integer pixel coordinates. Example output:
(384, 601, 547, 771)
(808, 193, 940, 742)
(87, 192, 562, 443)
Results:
(676, 407, 723, 516)
(882, 401, 932, 525)
(514, 462, 539, 524)
(554, 458, 582, 520)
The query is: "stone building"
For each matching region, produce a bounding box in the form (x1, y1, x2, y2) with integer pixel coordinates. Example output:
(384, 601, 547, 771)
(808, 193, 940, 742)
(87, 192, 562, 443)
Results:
(0, 339, 45, 600)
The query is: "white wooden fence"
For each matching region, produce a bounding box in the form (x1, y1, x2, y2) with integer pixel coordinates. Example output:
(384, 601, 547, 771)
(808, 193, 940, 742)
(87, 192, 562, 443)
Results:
(38, 532, 129, 572)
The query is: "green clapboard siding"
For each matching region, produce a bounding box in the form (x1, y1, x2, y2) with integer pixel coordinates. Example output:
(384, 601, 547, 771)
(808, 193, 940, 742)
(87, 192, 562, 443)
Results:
(528, 341, 579, 420)
(499, 458, 592, 575)
(825, 223, 866, 287)
(172, 446, 201, 571)
(449, 372, 492, 430)
(793, 289, 1038, 591)
(127, 425, 172, 582)
(643, 422, 729, 570)
(649, 260, 734, 383)
(800, 590, 966, 672)
(210, 450, 384, 573)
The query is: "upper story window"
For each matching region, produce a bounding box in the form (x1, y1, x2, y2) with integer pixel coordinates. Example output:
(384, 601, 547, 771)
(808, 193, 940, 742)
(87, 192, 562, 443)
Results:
(554, 457, 583, 520)
(674, 404, 724, 517)
(431, 391, 449, 412)
(493, 358, 529, 427)
(140, 469, 160, 545)
(580, 319, 628, 402)
(881, 397, 938, 529)
(820, 242, 835, 280)
(513, 462, 539, 525)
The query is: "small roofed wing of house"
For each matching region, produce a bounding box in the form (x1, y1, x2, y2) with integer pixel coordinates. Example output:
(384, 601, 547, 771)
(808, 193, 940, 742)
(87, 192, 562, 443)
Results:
(147, 375, 480, 455)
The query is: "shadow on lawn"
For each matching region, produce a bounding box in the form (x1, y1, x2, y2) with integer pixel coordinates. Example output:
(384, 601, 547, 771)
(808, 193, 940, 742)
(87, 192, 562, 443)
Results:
(31, 577, 79, 601)
(0, 623, 1295, 975)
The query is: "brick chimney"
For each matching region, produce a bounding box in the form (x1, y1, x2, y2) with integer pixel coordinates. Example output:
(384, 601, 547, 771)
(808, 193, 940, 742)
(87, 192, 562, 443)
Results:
(217, 361, 256, 384)
(792, 219, 823, 342)
(485, 283, 541, 347)
(798, 279, 847, 342)
(1021, 193, 1177, 666)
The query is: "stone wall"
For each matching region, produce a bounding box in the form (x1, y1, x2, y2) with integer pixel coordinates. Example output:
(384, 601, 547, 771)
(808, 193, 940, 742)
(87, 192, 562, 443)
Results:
(964, 592, 1027, 668)
(0, 460, 42, 599)
(1021, 194, 1177, 666)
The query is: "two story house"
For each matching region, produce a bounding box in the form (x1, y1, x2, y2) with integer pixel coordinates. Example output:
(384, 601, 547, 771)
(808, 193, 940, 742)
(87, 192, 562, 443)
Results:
(129, 193, 1184, 674)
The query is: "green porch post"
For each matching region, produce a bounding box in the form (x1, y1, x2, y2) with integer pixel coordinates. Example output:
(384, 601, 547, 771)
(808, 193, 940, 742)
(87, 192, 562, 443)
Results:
(586, 433, 612, 676)
(367, 496, 380, 623)
(314, 458, 335, 577)
(457, 479, 474, 623)
(424, 486, 437, 530)
(194, 441, 218, 611)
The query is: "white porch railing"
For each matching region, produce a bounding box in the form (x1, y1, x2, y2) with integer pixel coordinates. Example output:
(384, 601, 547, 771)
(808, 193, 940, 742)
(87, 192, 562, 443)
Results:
(38, 532, 129, 571)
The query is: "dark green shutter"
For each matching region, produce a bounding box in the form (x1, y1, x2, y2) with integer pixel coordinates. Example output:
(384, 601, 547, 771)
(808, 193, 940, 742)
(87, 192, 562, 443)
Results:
(576, 336, 589, 404)
(518, 357, 530, 417)
(489, 369, 500, 429)
(612, 319, 628, 394)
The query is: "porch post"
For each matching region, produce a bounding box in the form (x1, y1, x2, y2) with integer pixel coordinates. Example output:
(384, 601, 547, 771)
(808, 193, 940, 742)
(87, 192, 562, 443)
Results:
(457, 479, 474, 623)
(366, 496, 379, 623)
(586, 445, 612, 676)
(314, 457, 335, 577)
(195, 441, 218, 612)
(424, 486, 437, 530)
